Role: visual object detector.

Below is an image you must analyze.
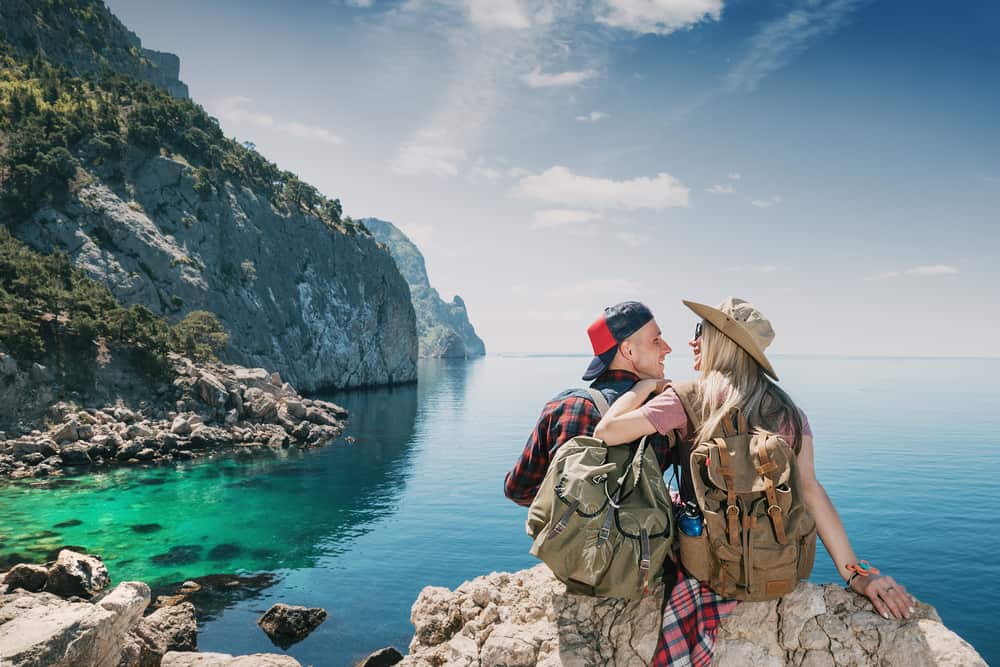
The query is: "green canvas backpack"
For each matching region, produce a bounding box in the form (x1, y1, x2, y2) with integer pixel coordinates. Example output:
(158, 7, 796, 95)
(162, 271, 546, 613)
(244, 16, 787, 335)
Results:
(672, 381, 817, 601)
(525, 389, 675, 600)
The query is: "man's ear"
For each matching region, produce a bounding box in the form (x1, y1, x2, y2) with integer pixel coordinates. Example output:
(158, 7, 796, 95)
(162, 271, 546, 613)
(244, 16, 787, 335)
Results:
(619, 339, 632, 360)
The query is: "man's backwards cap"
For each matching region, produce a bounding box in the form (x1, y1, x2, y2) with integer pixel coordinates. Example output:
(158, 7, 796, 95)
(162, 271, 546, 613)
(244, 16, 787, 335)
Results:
(582, 301, 654, 381)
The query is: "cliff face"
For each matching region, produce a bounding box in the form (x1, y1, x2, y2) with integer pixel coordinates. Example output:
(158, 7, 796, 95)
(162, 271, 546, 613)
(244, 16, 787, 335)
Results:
(362, 218, 485, 359)
(16, 156, 417, 392)
(401, 565, 987, 666)
(0, 0, 189, 98)
(0, 1, 419, 391)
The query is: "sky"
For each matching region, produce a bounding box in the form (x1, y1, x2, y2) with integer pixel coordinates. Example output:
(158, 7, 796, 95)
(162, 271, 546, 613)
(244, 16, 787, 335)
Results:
(105, 0, 1000, 359)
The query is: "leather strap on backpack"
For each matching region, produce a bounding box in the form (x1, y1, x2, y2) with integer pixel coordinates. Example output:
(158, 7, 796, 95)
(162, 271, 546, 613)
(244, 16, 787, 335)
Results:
(714, 437, 741, 547)
(756, 436, 789, 544)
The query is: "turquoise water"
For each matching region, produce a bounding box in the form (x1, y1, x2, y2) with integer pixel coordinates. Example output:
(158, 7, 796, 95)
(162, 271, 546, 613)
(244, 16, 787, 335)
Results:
(1, 356, 997, 665)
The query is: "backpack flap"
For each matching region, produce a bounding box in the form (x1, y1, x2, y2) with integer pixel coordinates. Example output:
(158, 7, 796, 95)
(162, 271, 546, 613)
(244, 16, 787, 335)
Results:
(701, 432, 792, 494)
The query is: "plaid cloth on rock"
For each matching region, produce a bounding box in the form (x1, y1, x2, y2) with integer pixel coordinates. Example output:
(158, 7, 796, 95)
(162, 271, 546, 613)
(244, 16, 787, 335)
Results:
(652, 568, 738, 666)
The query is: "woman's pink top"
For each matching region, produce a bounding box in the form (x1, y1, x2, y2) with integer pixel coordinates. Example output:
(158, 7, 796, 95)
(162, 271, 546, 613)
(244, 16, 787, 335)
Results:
(641, 387, 812, 441)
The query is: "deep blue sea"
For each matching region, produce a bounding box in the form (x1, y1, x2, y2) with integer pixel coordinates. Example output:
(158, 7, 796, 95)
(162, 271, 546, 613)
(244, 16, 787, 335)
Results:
(1, 355, 997, 665)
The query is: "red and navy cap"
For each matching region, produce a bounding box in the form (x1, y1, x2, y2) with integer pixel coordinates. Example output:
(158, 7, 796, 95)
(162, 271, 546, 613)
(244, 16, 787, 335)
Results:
(582, 301, 654, 380)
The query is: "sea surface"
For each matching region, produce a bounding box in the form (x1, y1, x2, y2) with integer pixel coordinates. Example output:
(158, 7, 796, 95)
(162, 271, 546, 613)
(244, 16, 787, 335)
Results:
(1, 355, 997, 665)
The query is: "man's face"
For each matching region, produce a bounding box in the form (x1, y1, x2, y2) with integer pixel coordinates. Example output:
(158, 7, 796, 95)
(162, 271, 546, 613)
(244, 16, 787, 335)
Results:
(621, 319, 671, 379)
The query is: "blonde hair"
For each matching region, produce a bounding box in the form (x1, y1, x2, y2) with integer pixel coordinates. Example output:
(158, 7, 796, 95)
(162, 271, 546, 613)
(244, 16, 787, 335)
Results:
(694, 321, 803, 450)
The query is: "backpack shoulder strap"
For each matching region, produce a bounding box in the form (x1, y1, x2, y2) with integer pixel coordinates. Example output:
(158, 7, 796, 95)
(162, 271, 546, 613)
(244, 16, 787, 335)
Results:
(669, 380, 702, 431)
(585, 388, 610, 417)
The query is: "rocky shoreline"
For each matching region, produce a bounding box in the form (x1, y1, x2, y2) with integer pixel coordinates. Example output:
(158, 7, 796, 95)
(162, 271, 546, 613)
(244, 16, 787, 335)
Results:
(0, 353, 347, 481)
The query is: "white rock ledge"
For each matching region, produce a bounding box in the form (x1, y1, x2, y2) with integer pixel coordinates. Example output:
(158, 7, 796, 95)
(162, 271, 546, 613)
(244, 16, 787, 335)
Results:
(399, 564, 987, 667)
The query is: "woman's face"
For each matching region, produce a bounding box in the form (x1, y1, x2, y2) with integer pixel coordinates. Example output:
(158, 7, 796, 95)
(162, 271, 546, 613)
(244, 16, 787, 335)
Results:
(689, 321, 703, 371)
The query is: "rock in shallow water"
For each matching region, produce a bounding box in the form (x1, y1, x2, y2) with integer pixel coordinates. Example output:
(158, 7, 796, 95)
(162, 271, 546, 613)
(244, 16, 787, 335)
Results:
(2, 563, 48, 592)
(162, 651, 302, 666)
(45, 549, 110, 599)
(257, 603, 327, 647)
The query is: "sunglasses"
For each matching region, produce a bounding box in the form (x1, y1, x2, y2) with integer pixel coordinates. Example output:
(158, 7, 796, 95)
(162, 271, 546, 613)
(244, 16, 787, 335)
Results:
(694, 321, 703, 340)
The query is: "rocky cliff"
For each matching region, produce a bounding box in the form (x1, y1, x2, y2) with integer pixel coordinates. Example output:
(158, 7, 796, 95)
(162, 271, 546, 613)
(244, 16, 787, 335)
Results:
(0, 0, 189, 98)
(0, 1, 419, 391)
(401, 565, 986, 666)
(18, 167, 417, 391)
(362, 218, 485, 359)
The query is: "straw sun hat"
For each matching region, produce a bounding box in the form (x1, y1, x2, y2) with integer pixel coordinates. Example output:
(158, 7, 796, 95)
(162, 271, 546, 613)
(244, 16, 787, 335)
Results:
(683, 297, 779, 381)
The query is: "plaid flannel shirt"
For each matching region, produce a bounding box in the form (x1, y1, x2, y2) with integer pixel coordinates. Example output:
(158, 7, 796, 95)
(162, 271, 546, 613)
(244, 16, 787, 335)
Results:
(504, 369, 672, 507)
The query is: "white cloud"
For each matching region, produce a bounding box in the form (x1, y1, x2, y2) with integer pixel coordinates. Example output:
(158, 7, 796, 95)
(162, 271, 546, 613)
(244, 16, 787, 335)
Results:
(462, 0, 531, 29)
(515, 166, 690, 210)
(522, 67, 598, 88)
(576, 111, 609, 122)
(391, 140, 467, 176)
(706, 183, 734, 194)
(726, 0, 864, 93)
(751, 194, 782, 207)
(728, 172, 742, 180)
(905, 264, 959, 277)
(531, 208, 602, 228)
(346, 0, 374, 7)
(212, 96, 343, 146)
(868, 265, 960, 281)
(595, 0, 723, 35)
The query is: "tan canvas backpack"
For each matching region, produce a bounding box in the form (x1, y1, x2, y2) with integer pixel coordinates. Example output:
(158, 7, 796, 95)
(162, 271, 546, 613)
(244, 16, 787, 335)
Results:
(672, 381, 817, 601)
(525, 389, 675, 600)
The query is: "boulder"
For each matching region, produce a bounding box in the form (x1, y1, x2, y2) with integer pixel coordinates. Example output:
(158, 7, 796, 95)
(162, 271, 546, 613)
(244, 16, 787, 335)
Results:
(247, 390, 278, 421)
(189, 426, 233, 450)
(126, 423, 155, 440)
(196, 372, 228, 408)
(171, 416, 193, 436)
(2, 563, 48, 592)
(284, 399, 306, 419)
(162, 651, 302, 666)
(256, 603, 327, 647)
(358, 646, 405, 667)
(0, 581, 149, 667)
(44, 550, 111, 599)
(399, 565, 987, 667)
(127, 600, 198, 665)
(52, 418, 79, 443)
(0, 352, 17, 376)
(58, 443, 92, 466)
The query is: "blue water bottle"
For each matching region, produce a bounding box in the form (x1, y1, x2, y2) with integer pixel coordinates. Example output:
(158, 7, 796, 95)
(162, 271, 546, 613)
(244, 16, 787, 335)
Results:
(678, 501, 703, 537)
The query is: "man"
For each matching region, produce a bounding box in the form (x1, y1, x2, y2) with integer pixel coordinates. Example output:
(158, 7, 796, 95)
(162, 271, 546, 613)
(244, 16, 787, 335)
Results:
(503, 301, 672, 506)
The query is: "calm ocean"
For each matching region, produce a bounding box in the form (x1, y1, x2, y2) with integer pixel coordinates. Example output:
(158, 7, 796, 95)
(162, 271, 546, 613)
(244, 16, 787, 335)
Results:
(1, 355, 997, 665)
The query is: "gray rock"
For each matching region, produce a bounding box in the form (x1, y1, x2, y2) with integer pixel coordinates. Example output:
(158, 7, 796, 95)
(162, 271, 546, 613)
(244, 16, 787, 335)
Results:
(357, 646, 404, 667)
(162, 651, 302, 666)
(0, 352, 17, 376)
(0, 581, 149, 667)
(284, 399, 306, 419)
(2, 564, 48, 592)
(52, 418, 80, 443)
(257, 603, 327, 646)
(45, 550, 110, 599)
(58, 443, 92, 466)
(128, 601, 198, 666)
(197, 372, 228, 408)
(399, 565, 987, 667)
(171, 416, 193, 436)
(126, 423, 154, 440)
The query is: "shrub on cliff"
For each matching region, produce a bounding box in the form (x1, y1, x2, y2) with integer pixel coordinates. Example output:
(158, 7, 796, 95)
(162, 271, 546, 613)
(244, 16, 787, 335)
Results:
(170, 310, 228, 362)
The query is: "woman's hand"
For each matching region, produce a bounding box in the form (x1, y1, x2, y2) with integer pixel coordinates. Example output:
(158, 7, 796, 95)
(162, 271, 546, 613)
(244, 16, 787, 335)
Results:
(852, 573, 915, 620)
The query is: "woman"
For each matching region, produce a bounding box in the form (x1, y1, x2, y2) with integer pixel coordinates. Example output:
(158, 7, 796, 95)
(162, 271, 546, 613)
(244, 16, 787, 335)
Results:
(594, 297, 913, 666)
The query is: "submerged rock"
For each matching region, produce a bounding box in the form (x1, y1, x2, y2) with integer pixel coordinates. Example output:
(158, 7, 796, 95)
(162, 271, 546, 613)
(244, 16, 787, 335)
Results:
(150, 545, 202, 566)
(257, 603, 327, 648)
